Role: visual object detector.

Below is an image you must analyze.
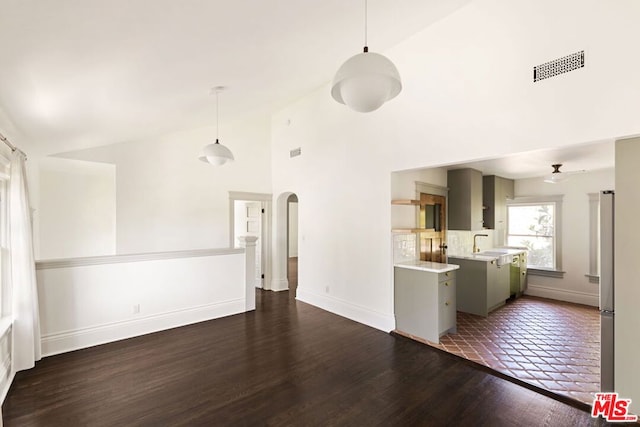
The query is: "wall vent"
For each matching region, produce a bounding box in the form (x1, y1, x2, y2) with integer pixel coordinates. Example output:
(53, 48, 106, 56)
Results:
(533, 50, 584, 82)
(289, 147, 301, 158)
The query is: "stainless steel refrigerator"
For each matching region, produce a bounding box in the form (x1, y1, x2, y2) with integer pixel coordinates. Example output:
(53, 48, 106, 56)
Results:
(600, 190, 614, 392)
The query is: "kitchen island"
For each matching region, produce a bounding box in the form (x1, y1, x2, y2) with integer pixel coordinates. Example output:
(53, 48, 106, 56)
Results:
(448, 254, 510, 317)
(394, 260, 460, 343)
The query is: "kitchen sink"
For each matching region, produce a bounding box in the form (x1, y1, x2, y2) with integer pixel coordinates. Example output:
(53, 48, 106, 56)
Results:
(477, 251, 512, 266)
(478, 250, 509, 256)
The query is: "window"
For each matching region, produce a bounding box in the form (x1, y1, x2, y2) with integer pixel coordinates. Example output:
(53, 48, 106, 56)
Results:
(507, 195, 563, 274)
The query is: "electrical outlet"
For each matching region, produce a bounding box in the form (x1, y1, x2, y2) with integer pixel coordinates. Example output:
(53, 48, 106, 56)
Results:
(133, 304, 140, 314)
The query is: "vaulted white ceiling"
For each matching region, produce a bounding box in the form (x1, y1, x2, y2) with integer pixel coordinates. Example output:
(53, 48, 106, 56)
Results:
(0, 0, 470, 155)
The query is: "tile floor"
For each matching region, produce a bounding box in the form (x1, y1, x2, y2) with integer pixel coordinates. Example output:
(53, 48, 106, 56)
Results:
(399, 296, 601, 405)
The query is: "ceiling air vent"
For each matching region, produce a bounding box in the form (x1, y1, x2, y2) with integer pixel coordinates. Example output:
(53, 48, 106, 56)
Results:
(533, 50, 584, 82)
(289, 147, 301, 158)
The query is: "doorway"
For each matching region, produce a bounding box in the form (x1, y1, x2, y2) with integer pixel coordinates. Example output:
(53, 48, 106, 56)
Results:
(273, 191, 299, 293)
(287, 194, 299, 296)
(229, 191, 272, 290)
(233, 200, 263, 288)
(415, 181, 449, 263)
(418, 192, 446, 262)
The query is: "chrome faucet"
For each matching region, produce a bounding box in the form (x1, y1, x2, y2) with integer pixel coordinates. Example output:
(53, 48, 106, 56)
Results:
(473, 234, 488, 253)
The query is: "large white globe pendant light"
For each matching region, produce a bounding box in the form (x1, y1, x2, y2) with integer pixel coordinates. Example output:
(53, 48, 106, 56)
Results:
(331, 0, 402, 113)
(199, 86, 235, 166)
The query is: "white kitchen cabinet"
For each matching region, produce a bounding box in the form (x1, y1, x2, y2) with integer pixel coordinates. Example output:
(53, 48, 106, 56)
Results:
(394, 262, 459, 343)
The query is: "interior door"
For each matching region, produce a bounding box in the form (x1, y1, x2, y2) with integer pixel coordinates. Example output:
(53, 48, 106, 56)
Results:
(419, 193, 447, 263)
(236, 201, 263, 288)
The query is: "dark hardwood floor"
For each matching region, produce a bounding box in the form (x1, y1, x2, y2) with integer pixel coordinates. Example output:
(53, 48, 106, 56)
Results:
(2, 290, 607, 426)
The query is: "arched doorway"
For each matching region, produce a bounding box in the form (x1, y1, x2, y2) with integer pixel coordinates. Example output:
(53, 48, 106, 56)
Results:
(273, 191, 299, 296)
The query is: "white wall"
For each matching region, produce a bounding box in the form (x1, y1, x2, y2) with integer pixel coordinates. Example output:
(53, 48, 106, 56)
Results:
(615, 138, 640, 413)
(36, 157, 116, 260)
(270, 0, 640, 406)
(384, 0, 640, 171)
(515, 168, 614, 306)
(38, 114, 272, 255)
(36, 250, 246, 356)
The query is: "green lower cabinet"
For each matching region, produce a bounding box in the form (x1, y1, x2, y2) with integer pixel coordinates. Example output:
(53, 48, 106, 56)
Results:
(520, 253, 528, 293)
(448, 257, 510, 317)
(394, 267, 457, 343)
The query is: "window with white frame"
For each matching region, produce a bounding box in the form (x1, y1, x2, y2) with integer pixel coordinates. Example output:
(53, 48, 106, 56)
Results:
(507, 195, 563, 272)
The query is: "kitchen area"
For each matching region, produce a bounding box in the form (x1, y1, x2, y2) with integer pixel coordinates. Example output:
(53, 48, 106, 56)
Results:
(393, 168, 528, 325)
(391, 163, 604, 405)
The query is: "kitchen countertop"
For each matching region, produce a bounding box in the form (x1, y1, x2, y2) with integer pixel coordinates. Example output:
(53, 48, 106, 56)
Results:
(449, 248, 528, 265)
(480, 247, 528, 255)
(394, 260, 460, 273)
(448, 254, 499, 262)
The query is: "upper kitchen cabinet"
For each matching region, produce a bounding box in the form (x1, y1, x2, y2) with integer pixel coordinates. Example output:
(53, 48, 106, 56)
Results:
(447, 168, 483, 231)
(482, 175, 514, 230)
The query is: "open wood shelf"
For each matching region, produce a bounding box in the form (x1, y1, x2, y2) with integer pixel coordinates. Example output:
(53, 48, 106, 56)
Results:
(391, 199, 421, 206)
(392, 228, 437, 233)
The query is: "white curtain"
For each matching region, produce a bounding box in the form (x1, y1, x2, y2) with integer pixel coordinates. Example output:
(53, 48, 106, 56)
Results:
(8, 150, 41, 371)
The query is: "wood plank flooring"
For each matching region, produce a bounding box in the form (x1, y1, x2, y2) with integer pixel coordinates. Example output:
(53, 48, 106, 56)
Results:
(2, 290, 606, 426)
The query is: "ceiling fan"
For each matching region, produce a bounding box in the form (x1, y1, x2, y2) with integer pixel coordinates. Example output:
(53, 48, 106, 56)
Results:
(543, 164, 586, 184)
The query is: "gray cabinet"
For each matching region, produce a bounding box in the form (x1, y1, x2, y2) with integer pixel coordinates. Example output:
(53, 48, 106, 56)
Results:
(482, 175, 514, 230)
(448, 168, 484, 230)
(519, 251, 528, 293)
(449, 257, 510, 317)
(394, 268, 456, 343)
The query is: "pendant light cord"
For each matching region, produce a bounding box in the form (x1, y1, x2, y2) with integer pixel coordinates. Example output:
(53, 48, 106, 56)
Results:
(363, 0, 368, 52)
(216, 90, 219, 142)
(211, 86, 226, 144)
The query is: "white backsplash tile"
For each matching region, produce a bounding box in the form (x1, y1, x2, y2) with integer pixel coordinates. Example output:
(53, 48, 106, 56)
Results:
(447, 231, 470, 256)
(393, 230, 506, 263)
(393, 233, 418, 263)
(447, 230, 502, 256)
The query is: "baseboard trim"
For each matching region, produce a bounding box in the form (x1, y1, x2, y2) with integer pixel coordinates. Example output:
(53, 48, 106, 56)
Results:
(271, 278, 289, 292)
(524, 285, 599, 307)
(0, 370, 15, 404)
(41, 298, 246, 357)
(296, 288, 395, 332)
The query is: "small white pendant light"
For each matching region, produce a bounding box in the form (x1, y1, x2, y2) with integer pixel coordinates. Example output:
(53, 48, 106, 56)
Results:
(199, 86, 234, 166)
(331, 0, 402, 113)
